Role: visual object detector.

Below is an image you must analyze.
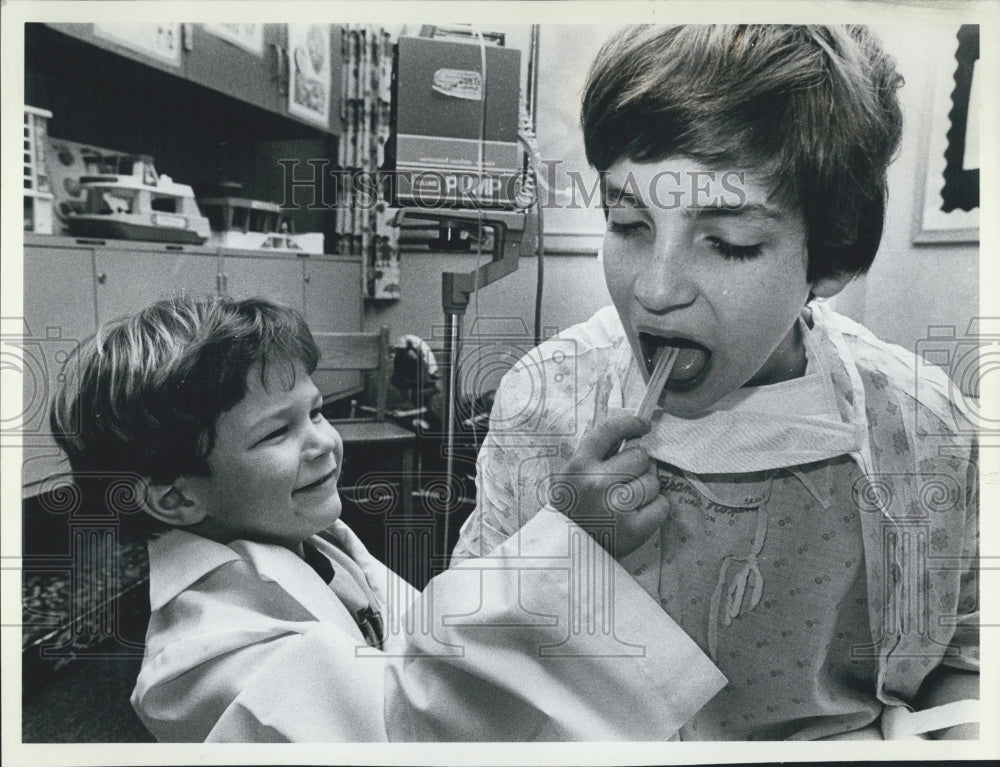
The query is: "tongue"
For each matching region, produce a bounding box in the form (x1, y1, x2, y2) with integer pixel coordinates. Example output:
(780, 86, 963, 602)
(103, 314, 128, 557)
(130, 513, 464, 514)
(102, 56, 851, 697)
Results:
(667, 346, 708, 381)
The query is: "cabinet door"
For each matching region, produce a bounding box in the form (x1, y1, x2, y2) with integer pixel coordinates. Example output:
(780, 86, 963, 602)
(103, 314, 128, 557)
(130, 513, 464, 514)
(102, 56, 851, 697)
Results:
(304, 257, 364, 400)
(219, 251, 306, 311)
(20, 240, 98, 490)
(182, 24, 286, 116)
(47, 23, 185, 77)
(94, 246, 219, 323)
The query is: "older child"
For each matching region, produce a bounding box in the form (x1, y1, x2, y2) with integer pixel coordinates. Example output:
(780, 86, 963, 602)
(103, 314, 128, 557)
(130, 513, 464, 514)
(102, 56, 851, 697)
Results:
(454, 25, 978, 741)
(50, 294, 724, 742)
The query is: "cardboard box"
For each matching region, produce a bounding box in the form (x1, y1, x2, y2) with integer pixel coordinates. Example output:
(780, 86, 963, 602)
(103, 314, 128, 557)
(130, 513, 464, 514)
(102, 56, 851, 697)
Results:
(389, 36, 522, 209)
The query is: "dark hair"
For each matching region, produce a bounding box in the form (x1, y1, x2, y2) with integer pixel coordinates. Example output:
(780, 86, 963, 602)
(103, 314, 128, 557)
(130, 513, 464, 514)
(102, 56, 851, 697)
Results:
(581, 25, 904, 281)
(51, 295, 318, 487)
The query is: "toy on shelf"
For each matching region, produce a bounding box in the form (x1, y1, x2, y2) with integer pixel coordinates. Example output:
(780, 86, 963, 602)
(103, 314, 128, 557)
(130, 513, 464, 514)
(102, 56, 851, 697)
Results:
(197, 182, 324, 254)
(23, 106, 55, 234)
(61, 153, 210, 245)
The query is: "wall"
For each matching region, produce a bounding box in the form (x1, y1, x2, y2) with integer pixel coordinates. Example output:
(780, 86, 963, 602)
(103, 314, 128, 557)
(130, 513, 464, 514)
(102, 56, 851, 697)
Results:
(830, 24, 980, 368)
(364, 249, 611, 397)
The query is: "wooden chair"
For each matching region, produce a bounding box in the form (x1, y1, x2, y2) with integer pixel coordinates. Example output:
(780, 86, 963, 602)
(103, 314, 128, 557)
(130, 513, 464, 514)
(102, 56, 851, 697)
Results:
(312, 326, 416, 521)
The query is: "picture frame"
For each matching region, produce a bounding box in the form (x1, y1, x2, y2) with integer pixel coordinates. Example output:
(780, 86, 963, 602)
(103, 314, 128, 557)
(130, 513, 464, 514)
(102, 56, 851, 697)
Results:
(913, 24, 980, 244)
(287, 23, 332, 128)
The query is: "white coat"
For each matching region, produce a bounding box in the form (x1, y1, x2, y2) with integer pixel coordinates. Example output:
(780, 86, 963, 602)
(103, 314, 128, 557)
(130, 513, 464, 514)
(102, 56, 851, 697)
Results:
(131, 510, 727, 742)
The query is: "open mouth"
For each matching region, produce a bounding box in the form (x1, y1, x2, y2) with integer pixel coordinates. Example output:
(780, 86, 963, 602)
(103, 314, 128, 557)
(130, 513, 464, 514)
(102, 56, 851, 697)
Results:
(638, 331, 711, 392)
(293, 469, 337, 494)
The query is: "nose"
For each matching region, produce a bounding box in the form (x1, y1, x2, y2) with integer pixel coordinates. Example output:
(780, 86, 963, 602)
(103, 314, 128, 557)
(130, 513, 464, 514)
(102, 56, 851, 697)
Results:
(632, 230, 698, 312)
(304, 417, 342, 464)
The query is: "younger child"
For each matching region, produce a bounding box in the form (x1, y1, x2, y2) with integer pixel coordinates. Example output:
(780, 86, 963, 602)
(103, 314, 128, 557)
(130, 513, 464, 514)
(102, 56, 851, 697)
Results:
(454, 25, 979, 741)
(50, 294, 724, 742)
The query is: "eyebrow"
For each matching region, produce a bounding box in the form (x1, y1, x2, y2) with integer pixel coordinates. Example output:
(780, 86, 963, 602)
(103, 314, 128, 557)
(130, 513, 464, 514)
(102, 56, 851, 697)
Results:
(602, 183, 784, 222)
(686, 204, 784, 223)
(603, 182, 646, 209)
(248, 404, 295, 436)
(249, 392, 322, 433)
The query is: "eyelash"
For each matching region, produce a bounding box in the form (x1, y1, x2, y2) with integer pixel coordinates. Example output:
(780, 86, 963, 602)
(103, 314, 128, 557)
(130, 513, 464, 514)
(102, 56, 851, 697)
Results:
(262, 425, 288, 442)
(609, 222, 762, 261)
(607, 220, 648, 238)
(259, 407, 324, 444)
(707, 237, 762, 261)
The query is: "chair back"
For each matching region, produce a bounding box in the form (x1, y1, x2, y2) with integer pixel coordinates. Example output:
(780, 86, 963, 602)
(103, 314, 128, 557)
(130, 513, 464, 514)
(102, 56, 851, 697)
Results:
(312, 326, 392, 420)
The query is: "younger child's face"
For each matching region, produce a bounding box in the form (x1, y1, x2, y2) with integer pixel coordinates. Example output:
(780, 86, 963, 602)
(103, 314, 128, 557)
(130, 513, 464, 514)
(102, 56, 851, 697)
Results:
(602, 157, 813, 418)
(186, 361, 344, 550)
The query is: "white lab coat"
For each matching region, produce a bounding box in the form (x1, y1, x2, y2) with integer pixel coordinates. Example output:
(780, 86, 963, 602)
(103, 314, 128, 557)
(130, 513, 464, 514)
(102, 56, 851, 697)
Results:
(132, 511, 726, 741)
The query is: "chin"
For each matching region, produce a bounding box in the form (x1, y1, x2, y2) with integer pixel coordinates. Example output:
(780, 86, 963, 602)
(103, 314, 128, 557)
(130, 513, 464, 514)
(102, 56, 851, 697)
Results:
(321, 497, 343, 524)
(300, 499, 343, 535)
(659, 399, 710, 420)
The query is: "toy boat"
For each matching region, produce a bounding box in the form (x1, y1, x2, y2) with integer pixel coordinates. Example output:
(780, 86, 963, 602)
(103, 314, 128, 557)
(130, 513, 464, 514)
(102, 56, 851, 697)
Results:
(198, 185, 324, 254)
(65, 155, 210, 245)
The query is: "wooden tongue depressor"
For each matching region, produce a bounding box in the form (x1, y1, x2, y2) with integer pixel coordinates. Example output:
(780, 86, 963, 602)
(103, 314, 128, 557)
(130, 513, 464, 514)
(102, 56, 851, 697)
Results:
(616, 345, 680, 455)
(637, 345, 680, 421)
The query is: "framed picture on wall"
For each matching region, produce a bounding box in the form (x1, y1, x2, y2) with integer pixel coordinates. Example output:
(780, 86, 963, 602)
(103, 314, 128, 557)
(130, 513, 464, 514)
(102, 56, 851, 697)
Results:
(913, 24, 980, 243)
(287, 23, 332, 128)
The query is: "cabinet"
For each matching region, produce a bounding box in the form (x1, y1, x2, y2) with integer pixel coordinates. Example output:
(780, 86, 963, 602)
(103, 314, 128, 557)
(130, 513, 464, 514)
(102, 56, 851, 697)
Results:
(218, 249, 306, 308)
(94, 241, 220, 322)
(43, 23, 342, 135)
(19, 242, 97, 488)
(20, 235, 363, 496)
(182, 24, 289, 119)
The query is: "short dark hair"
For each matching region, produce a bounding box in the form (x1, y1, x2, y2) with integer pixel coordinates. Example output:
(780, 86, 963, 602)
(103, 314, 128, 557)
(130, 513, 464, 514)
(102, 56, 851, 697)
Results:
(581, 25, 904, 281)
(51, 295, 318, 486)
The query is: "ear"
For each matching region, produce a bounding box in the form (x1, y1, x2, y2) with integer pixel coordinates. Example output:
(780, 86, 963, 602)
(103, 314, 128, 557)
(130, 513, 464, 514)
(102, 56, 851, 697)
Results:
(811, 271, 854, 300)
(136, 477, 208, 527)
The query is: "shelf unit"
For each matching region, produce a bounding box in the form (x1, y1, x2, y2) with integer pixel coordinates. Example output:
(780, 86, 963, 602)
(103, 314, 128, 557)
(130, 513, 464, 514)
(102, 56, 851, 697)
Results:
(21, 23, 359, 496)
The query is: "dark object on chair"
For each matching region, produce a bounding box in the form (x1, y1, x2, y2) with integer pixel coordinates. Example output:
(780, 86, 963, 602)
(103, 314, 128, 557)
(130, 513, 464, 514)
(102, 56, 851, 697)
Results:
(314, 326, 417, 533)
(390, 335, 444, 427)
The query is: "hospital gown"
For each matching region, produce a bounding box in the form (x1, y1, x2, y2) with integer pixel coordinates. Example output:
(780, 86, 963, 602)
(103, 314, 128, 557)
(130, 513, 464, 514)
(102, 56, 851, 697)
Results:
(453, 301, 978, 740)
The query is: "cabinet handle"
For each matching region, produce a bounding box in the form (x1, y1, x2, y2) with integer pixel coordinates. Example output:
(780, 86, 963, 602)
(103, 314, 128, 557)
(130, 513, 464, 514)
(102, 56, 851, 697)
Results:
(97, 272, 107, 284)
(271, 43, 288, 94)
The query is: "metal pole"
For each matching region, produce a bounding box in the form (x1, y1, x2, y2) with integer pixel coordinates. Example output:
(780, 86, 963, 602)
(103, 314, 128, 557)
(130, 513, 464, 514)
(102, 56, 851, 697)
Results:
(441, 308, 463, 558)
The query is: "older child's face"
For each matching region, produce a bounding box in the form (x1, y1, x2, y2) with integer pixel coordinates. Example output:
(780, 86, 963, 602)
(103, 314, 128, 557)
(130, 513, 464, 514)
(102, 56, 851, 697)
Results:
(187, 361, 344, 550)
(602, 157, 812, 418)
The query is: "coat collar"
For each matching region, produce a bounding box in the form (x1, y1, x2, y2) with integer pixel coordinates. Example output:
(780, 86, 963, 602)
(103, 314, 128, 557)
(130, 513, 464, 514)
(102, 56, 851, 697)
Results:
(147, 529, 355, 625)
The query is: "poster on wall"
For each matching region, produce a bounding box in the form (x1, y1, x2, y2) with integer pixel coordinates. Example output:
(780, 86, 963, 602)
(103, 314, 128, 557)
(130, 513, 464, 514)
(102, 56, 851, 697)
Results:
(914, 24, 980, 243)
(287, 23, 332, 128)
(93, 23, 182, 67)
(202, 23, 264, 56)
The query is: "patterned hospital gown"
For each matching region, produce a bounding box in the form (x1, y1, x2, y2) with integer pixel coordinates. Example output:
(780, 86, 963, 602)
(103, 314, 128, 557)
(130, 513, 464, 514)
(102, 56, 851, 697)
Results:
(453, 302, 978, 740)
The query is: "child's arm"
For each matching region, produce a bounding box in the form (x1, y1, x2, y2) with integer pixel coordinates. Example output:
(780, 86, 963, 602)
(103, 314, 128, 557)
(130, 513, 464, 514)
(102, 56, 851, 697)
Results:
(452, 344, 668, 562)
(387, 507, 727, 741)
